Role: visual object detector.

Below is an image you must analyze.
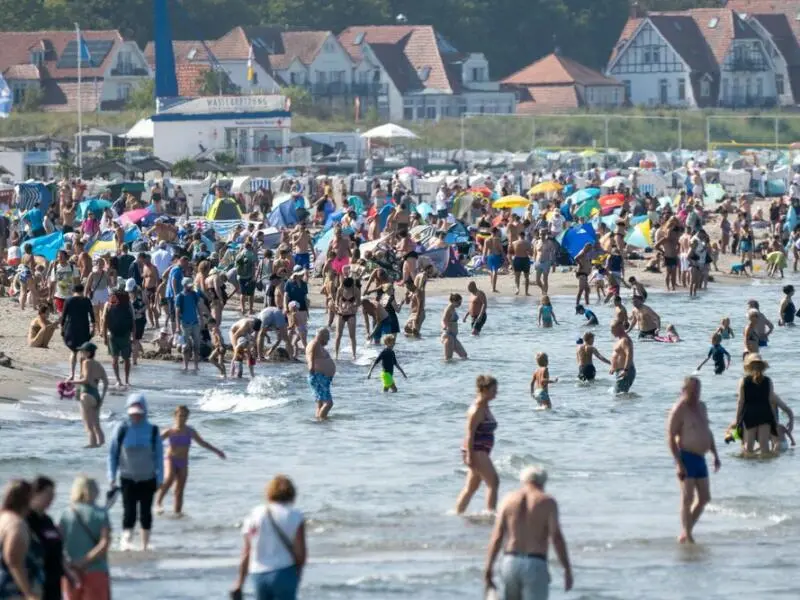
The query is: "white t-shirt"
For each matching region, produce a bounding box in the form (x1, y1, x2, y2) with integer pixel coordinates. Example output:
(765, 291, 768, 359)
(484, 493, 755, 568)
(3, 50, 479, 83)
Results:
(435, 190, 447, 211)
(51, 263, 77, 299)
(242, 503, 304, 574)
(151, 248, 172, 278)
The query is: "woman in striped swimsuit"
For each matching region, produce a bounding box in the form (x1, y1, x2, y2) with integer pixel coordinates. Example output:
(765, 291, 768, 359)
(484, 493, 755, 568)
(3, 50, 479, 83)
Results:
(155, 405, 226, 516)
(455, 375, 499, 514)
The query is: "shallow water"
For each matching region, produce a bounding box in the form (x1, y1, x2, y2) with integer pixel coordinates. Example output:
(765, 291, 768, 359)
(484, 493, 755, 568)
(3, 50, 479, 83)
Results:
(2, 278, 800, 599)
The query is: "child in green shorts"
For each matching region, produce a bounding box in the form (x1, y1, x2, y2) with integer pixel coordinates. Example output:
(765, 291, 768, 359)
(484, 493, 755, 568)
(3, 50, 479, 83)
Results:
(367, 334, 407, 392)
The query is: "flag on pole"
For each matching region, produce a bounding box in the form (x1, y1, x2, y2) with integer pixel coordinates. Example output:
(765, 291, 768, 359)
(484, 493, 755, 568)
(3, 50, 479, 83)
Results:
(247, 45, 255, 83)
(77, 34, 92, 65)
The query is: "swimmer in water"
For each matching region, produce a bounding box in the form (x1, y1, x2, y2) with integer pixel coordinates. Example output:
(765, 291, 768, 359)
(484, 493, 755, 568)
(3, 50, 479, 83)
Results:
(696, 333, 731, 375)
(538, 295, 559, 328)
(367, 334, 407, 392)
(531, 352, 557, 409)
(575, 304, 598, 326)
(778, 284, 796, 327)
(715, 317, 734, 340)
(656, 324, 680, 342)
(576, 332, 610, 382)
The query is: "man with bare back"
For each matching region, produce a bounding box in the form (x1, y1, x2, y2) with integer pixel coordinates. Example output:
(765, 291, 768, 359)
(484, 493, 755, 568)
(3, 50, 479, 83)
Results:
(306, 328, 336, 420)
(485, 465, 573, 599)
(654, 217, 680, 291)
(483, 228, 504, 293)
(611, 320, 635, 394)
(465, 281, 487, 336)
(666, 377, 720, 544)
(574, 243, 593, 307)
(509, 235, 533, 296)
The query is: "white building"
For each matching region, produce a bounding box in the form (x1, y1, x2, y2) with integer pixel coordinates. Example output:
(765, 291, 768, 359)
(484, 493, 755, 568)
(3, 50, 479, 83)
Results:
(0, 30, 151, 111)
(606, 8, 785, 109)
(338, 25, 516, 121)
(151, 95, 310, 173)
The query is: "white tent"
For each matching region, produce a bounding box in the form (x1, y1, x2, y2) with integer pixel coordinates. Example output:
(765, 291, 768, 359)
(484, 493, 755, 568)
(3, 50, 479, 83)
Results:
(361, 123, 418, 140)
(123, 118, 154, 140)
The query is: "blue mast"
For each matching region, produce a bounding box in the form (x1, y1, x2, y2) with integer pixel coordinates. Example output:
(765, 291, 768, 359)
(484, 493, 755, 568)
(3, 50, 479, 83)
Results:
(153, 0, 178, 102)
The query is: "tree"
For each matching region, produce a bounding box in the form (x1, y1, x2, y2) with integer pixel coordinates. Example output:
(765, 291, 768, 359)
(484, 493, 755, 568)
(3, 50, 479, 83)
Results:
(214, 151, 238, 173)
(171, 158, 196, 178)
(197, 70, 240, 96)
(56, 145, 78, 178)
(17, 86, 44, 113)
(126, 79, 155, 111)
(281, 85, 312, 116)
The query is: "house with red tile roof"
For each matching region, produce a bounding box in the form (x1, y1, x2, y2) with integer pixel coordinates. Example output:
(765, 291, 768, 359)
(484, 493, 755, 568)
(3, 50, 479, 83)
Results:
(503, 53, 624, 114)
(606, 6, 786, 109)
(338, 25, 516, 121)
(0, 30, 151, 112)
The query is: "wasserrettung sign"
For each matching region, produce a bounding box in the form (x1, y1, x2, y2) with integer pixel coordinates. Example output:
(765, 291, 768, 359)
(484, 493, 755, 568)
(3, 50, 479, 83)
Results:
(160, 95, 287, 115)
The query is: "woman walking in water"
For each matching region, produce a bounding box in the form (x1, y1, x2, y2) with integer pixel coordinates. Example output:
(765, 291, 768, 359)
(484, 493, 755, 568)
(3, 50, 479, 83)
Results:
(441, 293, 468, 361)
(333, 276, 359, 360)
(731, 354, 781, 456)
(456, 375, 499, 514)
(155, 405, 226, 516)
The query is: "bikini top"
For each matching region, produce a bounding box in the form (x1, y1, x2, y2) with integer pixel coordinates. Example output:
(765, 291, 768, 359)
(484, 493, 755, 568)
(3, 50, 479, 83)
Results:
(169, 428, 193, 449)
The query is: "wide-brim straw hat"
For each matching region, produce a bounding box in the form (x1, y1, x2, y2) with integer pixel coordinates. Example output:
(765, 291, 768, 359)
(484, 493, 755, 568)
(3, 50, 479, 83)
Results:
(743, 353, 768, 370)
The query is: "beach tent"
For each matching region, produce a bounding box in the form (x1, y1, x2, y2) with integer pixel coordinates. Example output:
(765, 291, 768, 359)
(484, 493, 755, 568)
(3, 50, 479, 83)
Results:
(16, 182, 53, 212)
(574, 198, 600, 219)
(206, 197, 242, 221)
(323, 210, 345, 231)
(347, 195, 365, 215)
(561, 223, 596, 259)
(268, 200, 298, 229)
(415, 202, 434, 220)
(26, 231, 64, 261)
(625, 220, 652, 249)
(704, 183, 726, 203)
(377, 203, 394, 231)
(77, 198, 112, 221)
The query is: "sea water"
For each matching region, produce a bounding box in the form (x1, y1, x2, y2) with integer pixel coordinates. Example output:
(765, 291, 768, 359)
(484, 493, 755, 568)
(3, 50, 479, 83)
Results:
(1, 280, 799, 599)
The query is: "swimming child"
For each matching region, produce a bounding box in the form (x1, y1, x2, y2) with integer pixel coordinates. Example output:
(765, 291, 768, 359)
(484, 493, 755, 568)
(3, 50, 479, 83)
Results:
(696, 333, 731, 375)
(575, 304, 598, 326)
(538, 295, 559, 328)
(778, 284, 796, 326)
(207, 318, 227, 378)
(531, 352, 558, 408)
(655, 324, 680, 342)
(576, 332, 611, 381)
(715, 317, 734, 340)
(155, 405, 226, 516)
(588, 266, 606, 303)
(367, 334, 408, 392)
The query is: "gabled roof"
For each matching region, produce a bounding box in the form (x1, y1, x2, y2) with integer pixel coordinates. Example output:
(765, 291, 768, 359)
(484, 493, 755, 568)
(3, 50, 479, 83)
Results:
(212, 27, 332, 71)
(143, 40, 211, 66)
(3, 64, 40, 81)
(516, 87, 581, 115)
(728, 0, 800, 41)
(339, 25, 453, 93)
(0, 30, 125, 79)
(750, 13, 800, 66)
(504, 53, 620, 87)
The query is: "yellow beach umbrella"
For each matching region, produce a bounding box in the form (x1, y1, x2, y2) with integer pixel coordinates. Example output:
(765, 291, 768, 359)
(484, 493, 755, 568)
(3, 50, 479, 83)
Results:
(529, 180, 563, 195)
(492, 195, 530, 209)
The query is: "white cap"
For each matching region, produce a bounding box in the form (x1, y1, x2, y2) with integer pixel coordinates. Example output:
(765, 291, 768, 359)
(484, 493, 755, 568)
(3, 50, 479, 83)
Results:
(125, 279, 136, 292)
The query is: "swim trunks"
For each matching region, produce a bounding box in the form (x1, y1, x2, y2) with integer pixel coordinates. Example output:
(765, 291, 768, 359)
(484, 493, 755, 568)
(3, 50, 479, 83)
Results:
(500, 554, 550, 600)
(758, 339, 768, 348)
(471, 312, 487, 335)
(638, 329, 657, 339)
(535, 260, 551, 273)
(486, 254, 503, 273)
(533, 388, 550, 407)
(293, 252, 311, 269)
(512, 256, 531, 274)
(381, 371, 394, 388)
(578, 363, 596, 381)
(331, 256, 350, 275)
(679, 449, 708, 479)
(664, 256, 678, 268)
(308, 372, 333, 404)
(615, 365, 636, 393)
(109, 335, 132, 360)
(239, 278, 256, 296)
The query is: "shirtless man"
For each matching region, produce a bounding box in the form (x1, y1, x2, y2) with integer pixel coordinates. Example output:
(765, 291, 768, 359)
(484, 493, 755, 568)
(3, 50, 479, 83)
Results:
(464, 281, 487, 336)
(485, 466, 573, 598)
(655, 218, 680, 291)
(666, 377, 720, 543)
(506, 214, 523, 248)
(611, 320, 636, 393)
(533, 231, 557, 295)
(678, 228, 692, 288)
(627, 297, 661, 339)
(61, 196, 76, 234)
(149, 221, 178, 243)
(75, 241, 92, 281)
(509, 235, 533, 296)
(229, 316, 261, 374)
(574, 243, 593, 306)
(306, 327, 336, 420)
(746, 299, 774, 348)
(142, 254, 160, 328)
(612, 295, 629, 329)
(291, 222, 315, 271)
(483, 228, 504, 293)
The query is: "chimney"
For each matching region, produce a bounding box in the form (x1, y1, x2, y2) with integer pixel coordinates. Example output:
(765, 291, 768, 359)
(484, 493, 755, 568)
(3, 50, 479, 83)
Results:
(630, 1, 643, 19)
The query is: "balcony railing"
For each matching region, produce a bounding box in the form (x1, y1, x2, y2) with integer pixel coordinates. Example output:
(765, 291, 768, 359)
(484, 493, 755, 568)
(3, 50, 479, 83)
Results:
(725, 57, 768, 71)
(231, 146, 312, 167)
(303, 82, 388, 96)
(719, 94, 776, 108)
(110, 66, 150, 77)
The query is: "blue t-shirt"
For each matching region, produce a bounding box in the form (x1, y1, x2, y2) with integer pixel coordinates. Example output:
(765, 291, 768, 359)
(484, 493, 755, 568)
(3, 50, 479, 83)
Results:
(584, 309, 598, 325)
(23, 208, 44, 232)
(176, 290, 205, 325)
(285, 279, 308, 311)
(58, 503, 111, 573)
(166, 265, 183, 299)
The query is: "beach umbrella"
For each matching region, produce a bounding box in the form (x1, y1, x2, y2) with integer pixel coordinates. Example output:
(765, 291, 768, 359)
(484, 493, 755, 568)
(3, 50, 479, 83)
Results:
(601, 175, 628, 189)
(492, 195, 529, 209)
(574, 198, 600, 219)
(567, 187, 600, 205)
(77, 198, 112, 221)
(398, 166, 421, 176)
(451, 192, 474, 220)
(119, 207, 151, 226)
(347, 195, 365, 215)
(361, 123, 418, 140)
(26, 231, 64, 261)
(415, 202, 434, 220)
(561, 224, 596, 259)
(599, 193, 625, 212)
(469, 186, 493, 198)
(529, 180, 562, 195)
(624, 220, 652, 249)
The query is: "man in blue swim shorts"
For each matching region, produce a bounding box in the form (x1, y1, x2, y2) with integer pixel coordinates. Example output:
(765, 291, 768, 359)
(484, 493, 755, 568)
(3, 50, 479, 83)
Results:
(305, 327, 336, 420)
(666, 376, 721, 544)
(483, 227, 504, 293)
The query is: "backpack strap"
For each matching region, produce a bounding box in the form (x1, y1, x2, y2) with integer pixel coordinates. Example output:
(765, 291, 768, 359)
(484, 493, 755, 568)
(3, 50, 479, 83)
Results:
(150, 425, 158, 452)
(114, 423, 129, 467)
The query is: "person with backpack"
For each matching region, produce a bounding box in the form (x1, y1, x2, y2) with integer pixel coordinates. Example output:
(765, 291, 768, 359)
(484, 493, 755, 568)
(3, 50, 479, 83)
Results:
(107, 393, 163, 552)
(235, 240, 257, 316)
(102, 284, 135, 389)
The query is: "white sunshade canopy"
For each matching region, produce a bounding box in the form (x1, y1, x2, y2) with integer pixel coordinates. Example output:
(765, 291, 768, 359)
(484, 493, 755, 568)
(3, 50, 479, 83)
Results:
(360, 123, 418, 140)
(122, 118, 154, 139)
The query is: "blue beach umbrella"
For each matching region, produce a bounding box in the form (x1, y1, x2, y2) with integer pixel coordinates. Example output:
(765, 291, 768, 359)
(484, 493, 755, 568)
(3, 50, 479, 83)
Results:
(568, 187, 600, 205)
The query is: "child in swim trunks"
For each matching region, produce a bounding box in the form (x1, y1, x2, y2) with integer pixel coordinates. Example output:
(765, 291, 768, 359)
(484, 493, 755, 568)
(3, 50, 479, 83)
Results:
(231, 334, 256, 379)
(367, 334, 407, 392)
(207, 318, 226, 378)
(576, 332, 610, 382)
(287, 300, 308, 351)
(715, 317, 734, 340)
(537, 295, 559, 328)
(531, 352, 557, 409)
(696, 333, 730, 375)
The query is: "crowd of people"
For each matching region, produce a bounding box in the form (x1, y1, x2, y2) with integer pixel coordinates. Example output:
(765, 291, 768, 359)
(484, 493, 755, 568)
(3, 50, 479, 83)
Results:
(1, 167, 798, 599)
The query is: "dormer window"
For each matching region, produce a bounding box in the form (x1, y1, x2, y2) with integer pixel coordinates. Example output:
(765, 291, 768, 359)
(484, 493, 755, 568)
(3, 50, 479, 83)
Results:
(471, 67, 486, 81)
(30, 50, 44, 66)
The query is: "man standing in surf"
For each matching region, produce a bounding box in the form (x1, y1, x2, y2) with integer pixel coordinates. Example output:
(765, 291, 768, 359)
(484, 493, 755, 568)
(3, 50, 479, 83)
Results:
(611, 320, 635, 393)
(666, 377, 720, 543)
(306, 328, 336, 420)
